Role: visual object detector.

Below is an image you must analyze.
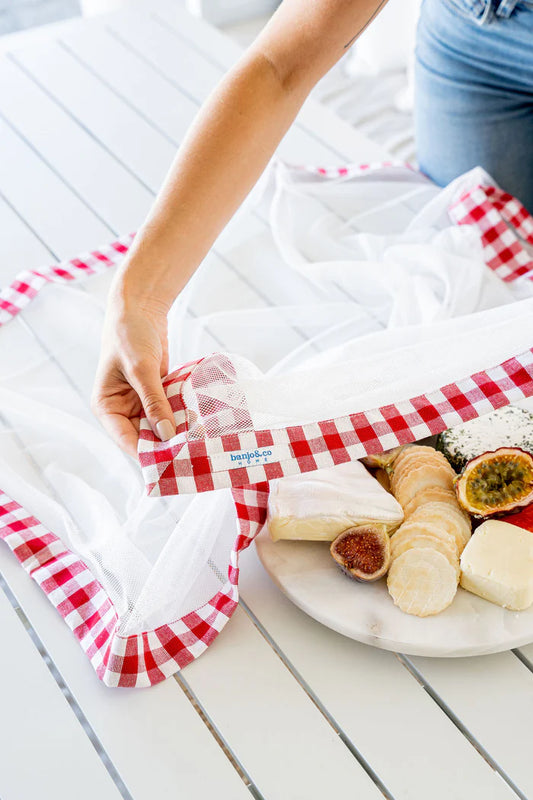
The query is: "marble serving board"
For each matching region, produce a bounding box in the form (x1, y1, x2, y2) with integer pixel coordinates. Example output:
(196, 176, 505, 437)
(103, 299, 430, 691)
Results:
(255, 527, 533, 657)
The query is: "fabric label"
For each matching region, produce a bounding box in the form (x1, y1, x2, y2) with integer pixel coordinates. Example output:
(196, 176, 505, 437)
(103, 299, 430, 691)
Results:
(209, 443, 291, 472)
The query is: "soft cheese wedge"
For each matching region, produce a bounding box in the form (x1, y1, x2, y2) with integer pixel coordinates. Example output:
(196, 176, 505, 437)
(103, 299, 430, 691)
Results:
(267, 460, 404, 542)
(460, 519, 533, 611)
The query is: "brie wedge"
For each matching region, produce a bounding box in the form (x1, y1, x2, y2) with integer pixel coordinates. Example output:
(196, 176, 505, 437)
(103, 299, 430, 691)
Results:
(267, 460, 404, 542)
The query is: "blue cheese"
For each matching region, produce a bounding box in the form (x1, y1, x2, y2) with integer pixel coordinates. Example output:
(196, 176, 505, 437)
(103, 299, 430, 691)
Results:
(437, 406, 533, 472)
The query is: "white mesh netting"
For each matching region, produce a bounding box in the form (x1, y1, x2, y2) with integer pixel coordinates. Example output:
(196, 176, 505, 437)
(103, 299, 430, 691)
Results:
(2, 160, 533, 640)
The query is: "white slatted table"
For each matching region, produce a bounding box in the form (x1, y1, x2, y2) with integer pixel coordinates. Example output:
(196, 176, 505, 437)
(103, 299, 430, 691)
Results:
(0, 3, 532, 799)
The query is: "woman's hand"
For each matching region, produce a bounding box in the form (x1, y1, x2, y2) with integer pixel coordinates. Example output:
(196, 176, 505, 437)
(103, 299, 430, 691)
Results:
(91, 279, 176, 459)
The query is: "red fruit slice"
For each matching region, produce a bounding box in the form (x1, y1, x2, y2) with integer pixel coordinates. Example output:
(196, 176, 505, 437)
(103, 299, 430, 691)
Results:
(500, 503, 533, 533)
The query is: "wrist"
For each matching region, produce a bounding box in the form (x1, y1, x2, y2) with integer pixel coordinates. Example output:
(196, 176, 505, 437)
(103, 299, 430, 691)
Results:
(109, 266, 175, 318)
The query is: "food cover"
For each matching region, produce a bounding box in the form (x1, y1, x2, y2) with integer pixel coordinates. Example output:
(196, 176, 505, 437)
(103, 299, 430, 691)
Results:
(1, 161, 532, 687)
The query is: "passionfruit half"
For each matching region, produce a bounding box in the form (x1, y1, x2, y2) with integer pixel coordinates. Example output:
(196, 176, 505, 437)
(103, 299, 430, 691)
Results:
(330, 524, 391, 582)
(455, 447, 533, 519)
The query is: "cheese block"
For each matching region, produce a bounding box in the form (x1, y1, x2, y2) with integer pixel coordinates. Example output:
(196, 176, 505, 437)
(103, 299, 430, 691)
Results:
(267, 460, 404, 542)
(459, 519, 533, 611)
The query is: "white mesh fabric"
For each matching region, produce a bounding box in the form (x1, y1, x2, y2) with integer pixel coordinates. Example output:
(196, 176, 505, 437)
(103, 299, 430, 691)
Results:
(1, 160, 532, 644)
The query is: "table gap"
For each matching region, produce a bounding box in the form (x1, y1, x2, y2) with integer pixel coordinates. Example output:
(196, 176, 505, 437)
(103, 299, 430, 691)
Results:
(0, 573, 134, 800)
(0, 108, 120, 237)
(397, 654, 528, 800)
(173, 673, 265, 800)
(0, 186, 61, 262)
(512, 649, 533, 674)
(58, 40, 179, 148)
(237, 595, 396, 800)
(7, 52, 155, 196)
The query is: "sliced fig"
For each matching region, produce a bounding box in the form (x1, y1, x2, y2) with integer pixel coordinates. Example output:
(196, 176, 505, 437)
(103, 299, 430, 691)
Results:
(455, 447, 533, 519)
(330, 524, 390, 582)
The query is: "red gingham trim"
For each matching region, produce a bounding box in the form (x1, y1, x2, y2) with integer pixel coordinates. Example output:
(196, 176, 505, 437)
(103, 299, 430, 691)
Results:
(0, 484, 269, 688)
(296, 160, 418, 178)
(0, 233, 135, 327)
(449, 184, 533, 283)
(138, 346, 533, 496)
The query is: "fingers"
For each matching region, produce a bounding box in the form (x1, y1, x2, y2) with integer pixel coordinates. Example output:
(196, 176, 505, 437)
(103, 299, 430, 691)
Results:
(98, 411, 140, 460)
(127, 360, 176, 442)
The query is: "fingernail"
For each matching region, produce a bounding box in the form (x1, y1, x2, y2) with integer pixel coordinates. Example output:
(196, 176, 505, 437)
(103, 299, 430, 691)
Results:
(156, 419, 175, 441)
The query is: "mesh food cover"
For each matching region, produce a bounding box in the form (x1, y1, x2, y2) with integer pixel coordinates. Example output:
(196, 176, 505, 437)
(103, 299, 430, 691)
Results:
(1, 161, 533, 687)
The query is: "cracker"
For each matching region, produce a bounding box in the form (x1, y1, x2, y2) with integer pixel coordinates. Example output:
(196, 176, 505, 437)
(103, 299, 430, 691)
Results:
(387, 548, 458, 616)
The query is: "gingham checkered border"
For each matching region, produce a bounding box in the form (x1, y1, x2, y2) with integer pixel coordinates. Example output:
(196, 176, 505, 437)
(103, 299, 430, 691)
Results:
(449, 184, 533, 282)
(297, 159, 418, 178)
(138, 346, 533, 496)
(0, 233, 135, 327)
(0, 484, 269, 687)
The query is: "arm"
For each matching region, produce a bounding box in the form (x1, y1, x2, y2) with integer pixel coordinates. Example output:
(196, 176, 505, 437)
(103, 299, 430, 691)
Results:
(92, 0, 391, 456)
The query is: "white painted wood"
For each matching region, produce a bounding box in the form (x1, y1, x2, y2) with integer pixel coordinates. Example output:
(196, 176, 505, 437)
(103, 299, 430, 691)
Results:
(0, 58, 152, 234)
(186, 0, 276, 27)
(59, 20, 200, 141)
(10, 41, 175, 192)
(237, 545, 518, 800)
(181, 605, 385, 800)
(408, 651, 533, 797)
(0, 195, 53, 279)
(0, 587, 122, 800)
(0, 117, 111, 258)
(0, 549, 253, 800)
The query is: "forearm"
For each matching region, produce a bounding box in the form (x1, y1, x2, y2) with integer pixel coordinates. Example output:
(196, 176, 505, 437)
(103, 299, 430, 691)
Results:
(113, 0, 391, 313)
(114, 52, 308, 310)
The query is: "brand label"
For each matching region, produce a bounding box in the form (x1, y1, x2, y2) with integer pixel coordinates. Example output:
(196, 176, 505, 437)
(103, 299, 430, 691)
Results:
(229, 448, 274, 465)
(209, 443, 291, 472)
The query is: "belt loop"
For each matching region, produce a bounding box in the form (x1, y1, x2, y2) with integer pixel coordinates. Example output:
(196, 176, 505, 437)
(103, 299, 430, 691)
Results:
(478, 0, 494, 23)
(495, 0, 518, 16)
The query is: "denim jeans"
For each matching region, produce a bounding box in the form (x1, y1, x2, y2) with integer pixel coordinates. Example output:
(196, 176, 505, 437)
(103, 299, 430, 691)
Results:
(415, 0, 533, 212)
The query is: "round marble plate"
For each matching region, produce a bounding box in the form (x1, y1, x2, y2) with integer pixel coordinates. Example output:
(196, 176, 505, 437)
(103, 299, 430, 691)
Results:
(255, 527, 533, 657)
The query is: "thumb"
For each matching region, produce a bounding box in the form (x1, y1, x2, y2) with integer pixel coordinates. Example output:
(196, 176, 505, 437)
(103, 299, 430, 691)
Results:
(129, 360, 176, 442)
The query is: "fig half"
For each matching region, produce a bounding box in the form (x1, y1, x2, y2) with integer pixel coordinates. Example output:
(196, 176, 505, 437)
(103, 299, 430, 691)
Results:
(455, 447, 533, 519)
(330, 524, 391, 582)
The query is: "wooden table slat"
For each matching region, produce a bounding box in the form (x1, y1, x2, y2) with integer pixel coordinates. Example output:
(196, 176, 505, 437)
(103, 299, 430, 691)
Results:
(0, 586, 124, 800)
(0, 548, 255, 800)
(237, 545, 518, 800)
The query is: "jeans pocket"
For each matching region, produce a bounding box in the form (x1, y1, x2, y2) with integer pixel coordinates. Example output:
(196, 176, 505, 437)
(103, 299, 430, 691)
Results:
(444, 0, 488, 20)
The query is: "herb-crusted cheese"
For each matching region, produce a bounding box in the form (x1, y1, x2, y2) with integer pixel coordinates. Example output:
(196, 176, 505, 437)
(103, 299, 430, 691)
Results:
(436, 406, 533, 472)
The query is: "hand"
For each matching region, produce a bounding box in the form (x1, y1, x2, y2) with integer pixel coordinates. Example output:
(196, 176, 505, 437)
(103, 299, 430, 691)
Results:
(91, 280, 176, 458)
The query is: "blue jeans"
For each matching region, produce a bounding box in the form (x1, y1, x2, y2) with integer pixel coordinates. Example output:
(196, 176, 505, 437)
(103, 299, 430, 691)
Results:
(415, 0, 533, 212)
